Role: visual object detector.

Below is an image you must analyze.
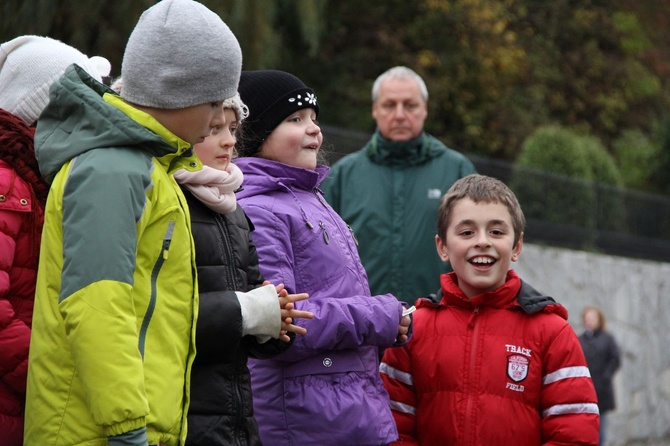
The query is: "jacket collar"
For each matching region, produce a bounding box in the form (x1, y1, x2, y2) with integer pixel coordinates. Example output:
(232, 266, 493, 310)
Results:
(365, 129, 436, 167)
(417, 270, 567, 319)
(234, 157, 329, 196)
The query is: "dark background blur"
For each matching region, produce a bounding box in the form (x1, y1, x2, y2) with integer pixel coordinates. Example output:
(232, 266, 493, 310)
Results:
(3, 0, 670, 259)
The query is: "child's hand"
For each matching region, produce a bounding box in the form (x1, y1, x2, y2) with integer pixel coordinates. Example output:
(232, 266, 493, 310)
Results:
(264, 281, 314, 342)
(262, 280, 286, 297)
(396, 314, 411, 343)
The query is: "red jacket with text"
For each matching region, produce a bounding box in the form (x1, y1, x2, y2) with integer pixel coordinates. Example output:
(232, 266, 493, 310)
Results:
(381, 270, 599, 445)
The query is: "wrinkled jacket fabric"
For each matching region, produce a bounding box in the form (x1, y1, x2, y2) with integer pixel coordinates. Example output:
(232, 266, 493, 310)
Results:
(322, 130, 476, 304)
(381, 270, 600, 445)
(0, 149, 43, 445)
(183, 190, 291, 446)
(235, 157, 404, 446)
(25, 65, 199, 446)
(579, 328, 621, 413)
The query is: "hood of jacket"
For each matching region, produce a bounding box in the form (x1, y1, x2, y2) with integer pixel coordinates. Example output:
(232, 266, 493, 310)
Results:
(34, 64, 189, 182)
(234, 157, 330, 198)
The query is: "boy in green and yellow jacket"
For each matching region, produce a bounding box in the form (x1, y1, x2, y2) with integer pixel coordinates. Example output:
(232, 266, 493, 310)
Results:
(24, 1, 243, 445)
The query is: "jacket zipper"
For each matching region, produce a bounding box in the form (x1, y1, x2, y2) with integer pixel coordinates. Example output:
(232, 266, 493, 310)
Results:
(463, 306, 480, 444)
(347, 224, 359, 246)
(213, 213, 245, 445)
(313, 188, 367, 282)
(138, 220, 175, 358)
(215, 214, 237, 290)
(233, 349, 245, 446)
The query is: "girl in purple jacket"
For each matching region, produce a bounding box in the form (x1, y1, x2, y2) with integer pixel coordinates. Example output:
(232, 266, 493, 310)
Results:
(234, 69, 411, 446)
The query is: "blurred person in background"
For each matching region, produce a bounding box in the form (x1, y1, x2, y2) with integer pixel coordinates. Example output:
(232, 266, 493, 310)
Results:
(323, 65, 476, 306)
(579, 305, 621, 446)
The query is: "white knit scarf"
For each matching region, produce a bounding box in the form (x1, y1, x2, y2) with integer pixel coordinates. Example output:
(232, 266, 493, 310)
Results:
(174, 163, 243, 214)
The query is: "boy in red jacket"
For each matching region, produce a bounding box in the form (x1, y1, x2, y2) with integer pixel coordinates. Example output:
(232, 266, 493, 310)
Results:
(380, 174, 600, 445)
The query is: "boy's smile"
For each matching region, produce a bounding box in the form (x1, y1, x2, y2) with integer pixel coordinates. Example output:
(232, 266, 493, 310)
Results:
(436, 198, 522, 298)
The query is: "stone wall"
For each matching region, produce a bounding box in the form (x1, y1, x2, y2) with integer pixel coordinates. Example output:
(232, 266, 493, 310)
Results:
(516, 244, 670, 445)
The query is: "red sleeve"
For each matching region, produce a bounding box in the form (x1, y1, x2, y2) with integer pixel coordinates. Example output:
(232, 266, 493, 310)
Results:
(381, 343, 419, 445)
(540, 323, 600, 445)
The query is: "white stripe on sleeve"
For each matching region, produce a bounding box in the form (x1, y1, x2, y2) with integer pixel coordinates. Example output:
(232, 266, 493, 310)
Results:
(380, 362, 414, 386)
(543, 366, 591, 385)
(543, 403, 600, 417)
(390, 400, 416, 415)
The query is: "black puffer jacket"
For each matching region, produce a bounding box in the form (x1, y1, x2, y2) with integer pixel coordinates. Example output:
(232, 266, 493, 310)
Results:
(183, 189, 291, 446)
(579, 328, 621, 413)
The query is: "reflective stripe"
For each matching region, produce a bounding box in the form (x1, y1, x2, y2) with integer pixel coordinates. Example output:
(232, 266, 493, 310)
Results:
(380, 362, 414, 386)
(543, 366, 591, 385)
(543, 403, 600, 417)
(390, 400, 416, 415)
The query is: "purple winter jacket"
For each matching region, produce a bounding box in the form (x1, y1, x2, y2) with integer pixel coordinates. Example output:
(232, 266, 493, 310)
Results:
(235, 157, 403, 445)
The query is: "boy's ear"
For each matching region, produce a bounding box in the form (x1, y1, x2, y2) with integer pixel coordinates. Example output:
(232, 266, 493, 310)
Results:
(511, 232, 524, 262)
(435, 235, 449, 263)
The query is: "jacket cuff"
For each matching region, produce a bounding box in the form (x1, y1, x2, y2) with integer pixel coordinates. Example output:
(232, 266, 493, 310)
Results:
(236, 284, 281, 341)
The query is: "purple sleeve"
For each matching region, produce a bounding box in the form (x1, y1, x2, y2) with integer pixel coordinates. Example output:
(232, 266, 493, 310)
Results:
(242, 203, 404, 363)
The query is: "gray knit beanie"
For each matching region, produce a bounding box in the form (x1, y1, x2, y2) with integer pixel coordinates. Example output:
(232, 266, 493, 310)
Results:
(121, 0, 242, 109)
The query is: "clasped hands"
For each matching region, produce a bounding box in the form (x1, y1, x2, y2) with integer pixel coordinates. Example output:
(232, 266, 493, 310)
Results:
(264, 281, 314, 343)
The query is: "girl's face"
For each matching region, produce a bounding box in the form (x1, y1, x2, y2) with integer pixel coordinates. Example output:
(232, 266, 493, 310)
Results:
(259, 108, 322, 170)
(194, 108, 238, 171)
(435, 198, 522, 298)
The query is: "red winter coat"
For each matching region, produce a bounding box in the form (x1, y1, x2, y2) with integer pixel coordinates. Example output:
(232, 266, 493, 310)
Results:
(0, 109, 46, 446)
(381, 270, 600, 445)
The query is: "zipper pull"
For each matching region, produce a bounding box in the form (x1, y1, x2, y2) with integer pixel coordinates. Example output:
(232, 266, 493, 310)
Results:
(314, 188, 328, 207)
(347, 224, 359, 246)
(468, 306, 480, 328)
(319, 221, 330, 244)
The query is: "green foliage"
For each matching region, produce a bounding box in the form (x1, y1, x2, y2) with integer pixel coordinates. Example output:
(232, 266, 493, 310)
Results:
(612, 11, 652, 54)
(580, 135, 624, 187)
(516, 126, 593, 178)
(2, 0, 670, 195)
(511, 126, 628, 243)
(512, 126, 596, 244)
(613, 129, 658, 191)
(650, 118, 670, 196)
(579, 135, 627, 232)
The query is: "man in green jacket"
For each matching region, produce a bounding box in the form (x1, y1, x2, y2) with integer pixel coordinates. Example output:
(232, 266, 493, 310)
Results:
(24, 1, 242, 445)
(323, 66, 476, 305)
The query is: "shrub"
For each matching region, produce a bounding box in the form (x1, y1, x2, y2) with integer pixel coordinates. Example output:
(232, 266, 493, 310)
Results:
(579, 135, 627, 232)
(511, 125, 628, 247)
